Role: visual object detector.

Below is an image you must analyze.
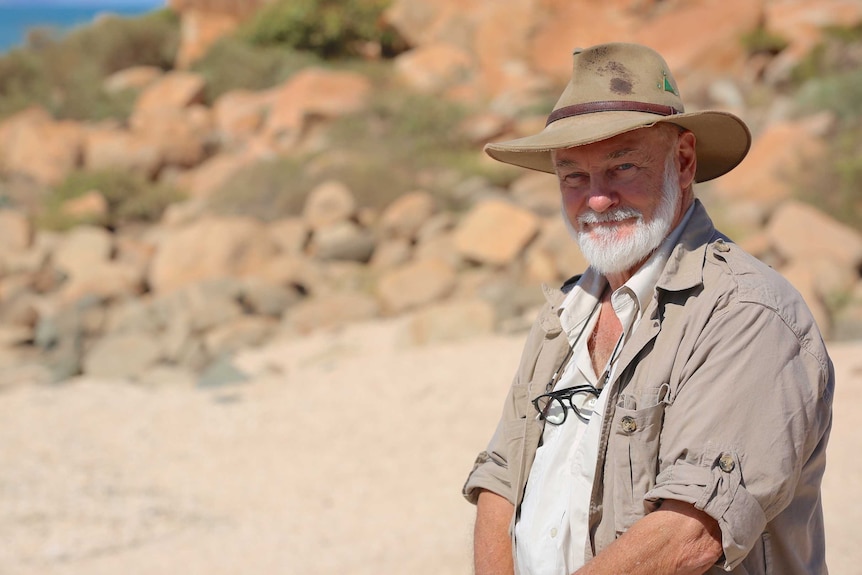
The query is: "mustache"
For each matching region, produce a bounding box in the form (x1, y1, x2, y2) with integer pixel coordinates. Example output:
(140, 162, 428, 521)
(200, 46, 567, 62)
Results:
(578, 207, 643, 226)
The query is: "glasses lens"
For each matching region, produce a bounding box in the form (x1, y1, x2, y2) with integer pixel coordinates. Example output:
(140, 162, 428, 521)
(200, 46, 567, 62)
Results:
(537, 396, 566, 425)
(569, 388, 598, 420)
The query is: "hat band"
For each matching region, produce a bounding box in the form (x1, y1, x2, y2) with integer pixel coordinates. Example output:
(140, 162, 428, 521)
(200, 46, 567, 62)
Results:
(546, 100, 681, 126)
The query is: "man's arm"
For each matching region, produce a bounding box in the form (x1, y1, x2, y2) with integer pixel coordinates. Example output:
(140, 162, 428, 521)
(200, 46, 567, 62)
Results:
(576, 499, 722, 575)
(474, 489, 515, 575)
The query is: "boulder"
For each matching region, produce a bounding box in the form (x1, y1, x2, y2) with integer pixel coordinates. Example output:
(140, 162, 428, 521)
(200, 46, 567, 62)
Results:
(147, 216, 279, 293)
(453, 199, 540, 266)
(51, 226, 113, 278)
(213, 89, 276, 143)
(376, 257, 457, 313)
(309, 221, 376, 263)
(267, 218, 308, 256)
(263, 68, 372, 146)
(767, 200, 862, 270)
(394, 42, 475, 93)
(82, 332, 162, 380)
(103, 66, 164, 94)
(132, 71, 207, 122)
(302, 180, 357, 231)
(405, 298, 495, 345)
(284, 293, 381, 334)
(0, 107, 83, 185)
(84, 126, 162, 177)
(378, 191, 437, 241)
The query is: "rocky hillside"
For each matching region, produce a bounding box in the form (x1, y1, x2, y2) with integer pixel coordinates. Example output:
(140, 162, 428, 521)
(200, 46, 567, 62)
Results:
(1, 0, 862, 387)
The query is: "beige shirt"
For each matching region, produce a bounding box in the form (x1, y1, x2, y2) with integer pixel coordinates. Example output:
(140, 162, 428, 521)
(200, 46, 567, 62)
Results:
(464, 201, 833, 574)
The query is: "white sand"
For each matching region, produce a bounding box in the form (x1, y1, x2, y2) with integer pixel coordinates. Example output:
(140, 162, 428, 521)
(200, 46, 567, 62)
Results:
(0, 318, 858, 574)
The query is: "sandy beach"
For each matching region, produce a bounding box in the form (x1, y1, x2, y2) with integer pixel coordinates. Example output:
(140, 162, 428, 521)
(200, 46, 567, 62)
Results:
(0, 318, 858, 574)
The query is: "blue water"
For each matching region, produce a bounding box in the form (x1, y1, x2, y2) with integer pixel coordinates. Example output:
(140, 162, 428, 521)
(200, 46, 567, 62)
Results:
(0, 4, 161, 53)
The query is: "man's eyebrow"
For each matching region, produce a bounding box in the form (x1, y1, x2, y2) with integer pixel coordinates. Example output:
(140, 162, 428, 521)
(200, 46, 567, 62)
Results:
(608, 148, 636, 159)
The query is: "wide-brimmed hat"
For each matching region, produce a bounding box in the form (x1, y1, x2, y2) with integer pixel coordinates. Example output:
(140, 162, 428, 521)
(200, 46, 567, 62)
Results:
(485, 43, 751, 182)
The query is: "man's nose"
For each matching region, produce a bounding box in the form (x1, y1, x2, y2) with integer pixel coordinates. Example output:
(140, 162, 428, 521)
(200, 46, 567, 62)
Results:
(585, 181, 617, 213)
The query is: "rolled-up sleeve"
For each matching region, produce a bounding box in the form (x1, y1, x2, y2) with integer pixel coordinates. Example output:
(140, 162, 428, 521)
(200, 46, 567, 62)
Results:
(644, 296, 833, 570)
(463, 416, 513, 504)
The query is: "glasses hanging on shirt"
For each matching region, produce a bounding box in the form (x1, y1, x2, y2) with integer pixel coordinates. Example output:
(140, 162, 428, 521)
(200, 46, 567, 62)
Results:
(532, 384, 601, 425)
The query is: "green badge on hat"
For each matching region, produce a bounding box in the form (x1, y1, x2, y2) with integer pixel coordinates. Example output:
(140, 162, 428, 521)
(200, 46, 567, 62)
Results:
(660, 70, 677, 95)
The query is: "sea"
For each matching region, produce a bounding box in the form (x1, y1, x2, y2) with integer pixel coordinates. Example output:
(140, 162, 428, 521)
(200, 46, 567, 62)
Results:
(0, 3, 163, 54)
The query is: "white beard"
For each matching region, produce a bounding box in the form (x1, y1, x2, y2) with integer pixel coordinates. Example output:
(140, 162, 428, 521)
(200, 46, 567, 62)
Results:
(564, 154, 681, 276)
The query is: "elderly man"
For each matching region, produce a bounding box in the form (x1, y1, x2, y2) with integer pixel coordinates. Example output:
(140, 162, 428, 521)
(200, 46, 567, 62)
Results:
(463, 43, 833, 575)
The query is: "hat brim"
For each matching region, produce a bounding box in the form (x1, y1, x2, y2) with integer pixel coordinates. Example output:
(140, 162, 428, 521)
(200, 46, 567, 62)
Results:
(484, 110, 751, 183)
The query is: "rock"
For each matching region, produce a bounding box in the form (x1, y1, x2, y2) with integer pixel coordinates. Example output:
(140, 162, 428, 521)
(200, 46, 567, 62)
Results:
(130, 105, 213, 169)
(57, 261, 145, 305)
(196, 356, 251, 388)
(0, 210, 32, 256)
(453, 199, 540, 266)
(238, 278, 301, 317)
(83, 332, 162, 379)
(405, 298, 495, 345)
(213, 89, 275, 143)
(137, 364, 197, 387)
(309, 221, 376, 263)
(84, 126, 163, 177)
(178, 150, 263, 199)
(60, 191, 109, 222)
(376, 257, 457, 313)
(0, 107, 84, 185)
(767, 200, 862, 270)
(103, 66, 164, 94)
(204, 316, 278, 358)
(51, 226, 113, 278)
(713, 119, 828, 205)
(370, 238, 413, 271)
(284, 293, 381, 334)
(302, 180, 357, 231)
(394, 42, 475, 93)
(132, 71, 207, 121)
(509, 171, 561, 217)
(378, 191, 437, 241)
(263, 68, 372, 147)
(267, 218, 308, 256)
(147, 216, 279, 294)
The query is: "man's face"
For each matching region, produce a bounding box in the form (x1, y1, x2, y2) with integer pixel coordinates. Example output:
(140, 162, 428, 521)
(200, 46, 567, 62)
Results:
(552, 125, 693, 277)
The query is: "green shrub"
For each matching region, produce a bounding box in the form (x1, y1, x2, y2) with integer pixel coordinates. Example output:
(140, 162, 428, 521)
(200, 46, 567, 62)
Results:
(238, 0, 405, 59)
(38, 169, 184, 231)
(0, 9, 180, 122)
(740, 26, 789, 57)
(191, 37, 320, 104)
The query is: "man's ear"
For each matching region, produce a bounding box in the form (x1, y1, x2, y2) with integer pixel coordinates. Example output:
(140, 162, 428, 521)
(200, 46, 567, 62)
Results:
(678, 130, 697, 190)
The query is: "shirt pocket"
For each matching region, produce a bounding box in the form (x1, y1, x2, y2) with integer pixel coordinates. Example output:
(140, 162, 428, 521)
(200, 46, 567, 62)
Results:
(611, 385, 669, 534)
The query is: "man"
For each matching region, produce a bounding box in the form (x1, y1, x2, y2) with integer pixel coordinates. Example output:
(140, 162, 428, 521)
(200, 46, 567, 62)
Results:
(463, 43, 833, 575)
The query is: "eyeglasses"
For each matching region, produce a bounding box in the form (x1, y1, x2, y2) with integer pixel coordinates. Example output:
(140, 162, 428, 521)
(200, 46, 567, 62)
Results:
(532, 384, 600, 425)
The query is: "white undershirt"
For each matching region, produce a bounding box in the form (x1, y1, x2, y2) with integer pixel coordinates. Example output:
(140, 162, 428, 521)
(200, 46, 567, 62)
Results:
(514, 205, 694, 575)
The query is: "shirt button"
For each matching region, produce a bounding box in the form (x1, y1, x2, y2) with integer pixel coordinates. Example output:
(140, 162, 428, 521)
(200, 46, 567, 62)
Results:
(714, 239, 730, 253)
(587, 397, 597, 408)
(620, 415, 637, 433)
(550, 527, 558, 538)
(718, 453, 735, 472)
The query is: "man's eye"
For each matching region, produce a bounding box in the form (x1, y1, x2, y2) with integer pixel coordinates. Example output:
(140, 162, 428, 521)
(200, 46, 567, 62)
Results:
(617, 163, 635, 171)
(562, 173, 587, 184)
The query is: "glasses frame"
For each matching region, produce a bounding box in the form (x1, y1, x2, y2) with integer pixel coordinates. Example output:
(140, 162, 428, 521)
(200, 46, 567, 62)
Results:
(532, 384, 601, 425)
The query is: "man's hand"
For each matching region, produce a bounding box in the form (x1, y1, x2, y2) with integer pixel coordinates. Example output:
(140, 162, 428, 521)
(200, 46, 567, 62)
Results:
(576, 499, 723, 575)
(474, 489, 515, 575)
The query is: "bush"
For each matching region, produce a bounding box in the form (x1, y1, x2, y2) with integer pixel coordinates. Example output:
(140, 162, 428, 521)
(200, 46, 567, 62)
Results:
(238, 0, 405, 59)
(0, 9, 180, 122)
(191, 37, 319, 104)
(790, 25, 862, 231)
(38, 169, 184, 231)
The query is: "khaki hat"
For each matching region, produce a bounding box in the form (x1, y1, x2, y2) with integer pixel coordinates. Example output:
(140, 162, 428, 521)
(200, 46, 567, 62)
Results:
(485, 42, 751, 182)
